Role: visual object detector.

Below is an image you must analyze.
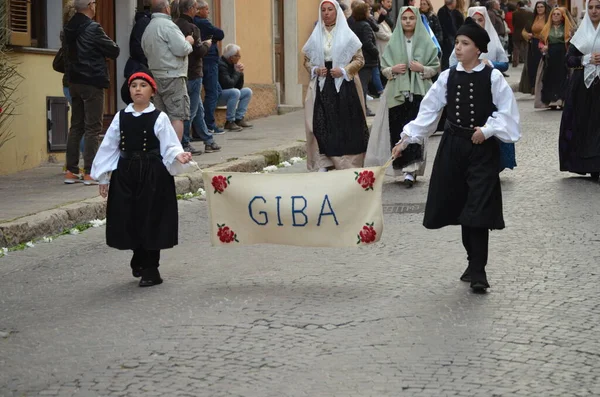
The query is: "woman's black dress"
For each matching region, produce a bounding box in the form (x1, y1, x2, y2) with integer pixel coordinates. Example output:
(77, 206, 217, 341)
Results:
(541, 40, 568, 105)
(312, 61, 369, 157)
(106, 110, 179, 250)
(389, 97, 424, 170)
(559, 45, 600, 174)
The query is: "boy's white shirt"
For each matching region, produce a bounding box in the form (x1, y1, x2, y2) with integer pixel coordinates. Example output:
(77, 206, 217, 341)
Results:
(91, 103, 194, 184)
(400, 61, 521, 145)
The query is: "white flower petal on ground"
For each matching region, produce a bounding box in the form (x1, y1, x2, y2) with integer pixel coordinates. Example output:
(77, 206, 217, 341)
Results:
(280, 161, 292, 167)
(70, 228, 80, 235)
(197, 188, 206, 197)
(1, 247, 7, 256)
(251, 171, 262, 174)
(183, 192, 194, 199)
(42, 237, 53, 243)
(290, 157, 303, 164)
(89, 219, 107, 228)
(25, 241, 35, 248)
(263, 165, 279, 173)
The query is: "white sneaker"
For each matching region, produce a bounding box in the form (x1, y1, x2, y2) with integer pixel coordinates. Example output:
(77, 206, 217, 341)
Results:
(366, 95, 374, 101)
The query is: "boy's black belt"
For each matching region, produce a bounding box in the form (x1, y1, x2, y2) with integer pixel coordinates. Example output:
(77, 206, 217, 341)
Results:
(120, 149, 161, 159)
(445, 121, 475, 139)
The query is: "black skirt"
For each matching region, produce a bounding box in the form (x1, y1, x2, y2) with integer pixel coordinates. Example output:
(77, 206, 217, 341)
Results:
(106, 152, 179, 250)
(541, 43, 568, 105)
(423, 125, 504, 230)
(312, 62, 369, 157)
(389, 99, 423, 170)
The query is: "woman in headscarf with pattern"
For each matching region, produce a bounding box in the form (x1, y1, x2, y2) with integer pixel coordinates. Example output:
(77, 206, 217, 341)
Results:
(302, 0, 369, 172)
(534, 7, 573, 109)
(365, 6, 440, 188)
(559, 0, 600, 180)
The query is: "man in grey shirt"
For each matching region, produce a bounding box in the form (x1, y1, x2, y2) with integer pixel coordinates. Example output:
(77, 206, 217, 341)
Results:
(142, 0, 194, 141)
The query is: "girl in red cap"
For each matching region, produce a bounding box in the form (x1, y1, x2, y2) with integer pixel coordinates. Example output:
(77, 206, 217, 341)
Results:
(91, 72, 193, 287)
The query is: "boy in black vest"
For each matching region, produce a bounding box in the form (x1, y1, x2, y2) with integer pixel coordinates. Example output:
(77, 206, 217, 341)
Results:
(392, 18, 521, 292)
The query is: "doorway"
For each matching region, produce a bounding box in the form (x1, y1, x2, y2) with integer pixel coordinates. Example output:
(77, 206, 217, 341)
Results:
(274, 0, 285, 103)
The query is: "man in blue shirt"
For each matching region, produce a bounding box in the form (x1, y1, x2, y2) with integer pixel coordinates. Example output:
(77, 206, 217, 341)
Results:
(194, 1, 226, 134)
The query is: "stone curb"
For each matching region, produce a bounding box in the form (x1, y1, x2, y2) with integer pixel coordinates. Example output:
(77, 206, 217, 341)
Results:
(0, 141, 307, 247)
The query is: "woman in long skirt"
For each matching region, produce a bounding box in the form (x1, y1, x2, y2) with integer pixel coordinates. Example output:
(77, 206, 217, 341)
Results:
(558, 0, 600, 179)
(365, 6, 439, 188)
(519, 1, 550, 94)
(535, 7, 573, 109)
(302, 0, 369, 172)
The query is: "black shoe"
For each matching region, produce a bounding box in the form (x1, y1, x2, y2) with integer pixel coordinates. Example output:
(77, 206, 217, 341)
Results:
(460, 267, 471, 282)
(502, 72, 510, 78)
(366, 109, 376, 117)
(204, 142, 222, 153)
(591, 172, 599, 181)
(182, 143, 202, 155)
(139, 268, 163, 287)
(130, 253, 143, 278)
(470, 275, 490, 292)
(224, 121, 243, 131)
(235, 118, 253, 128)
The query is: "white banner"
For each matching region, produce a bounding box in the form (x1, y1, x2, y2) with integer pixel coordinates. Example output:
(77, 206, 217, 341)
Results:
(202, 166, 388, 247)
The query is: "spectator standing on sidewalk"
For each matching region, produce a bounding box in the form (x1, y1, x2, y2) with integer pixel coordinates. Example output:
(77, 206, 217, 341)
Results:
(511, 1, 533, 67)
(175, 0, 221, 154)
(63, 0, 120, 185)
(351, 3, 379, 116)
(124, 0, 152, 78)
(194, 1, 226, 134)
(142, 0, 194, 142)
(218, 44, 254, 131)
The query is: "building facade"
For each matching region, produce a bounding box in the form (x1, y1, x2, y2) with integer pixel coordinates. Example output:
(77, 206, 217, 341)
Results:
(1, 0, 321, 175)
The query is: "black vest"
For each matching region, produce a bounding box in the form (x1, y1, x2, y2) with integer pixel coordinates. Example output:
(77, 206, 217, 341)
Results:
(118, 109, 161, 153)
(446, 65, 497, 129)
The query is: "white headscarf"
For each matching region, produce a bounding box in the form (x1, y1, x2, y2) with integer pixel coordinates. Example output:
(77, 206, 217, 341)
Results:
(302, 0, 362, 92)
(570, 0, 600, 88)
(467, 7, 509, 63)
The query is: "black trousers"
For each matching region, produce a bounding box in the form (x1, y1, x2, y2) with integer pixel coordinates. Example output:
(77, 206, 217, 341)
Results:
(461, 226, 489, 279)
(131, 248, 160, 269)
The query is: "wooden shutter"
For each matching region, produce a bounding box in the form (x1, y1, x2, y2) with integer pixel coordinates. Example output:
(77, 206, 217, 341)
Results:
(47, 97, 70, 152)
(8, 0, 31, 46)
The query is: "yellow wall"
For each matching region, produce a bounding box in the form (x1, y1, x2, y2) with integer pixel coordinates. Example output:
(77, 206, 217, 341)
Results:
(234, 1, 274, 84)
(0, 53, 65, 175)
(297, 0, 322, 86)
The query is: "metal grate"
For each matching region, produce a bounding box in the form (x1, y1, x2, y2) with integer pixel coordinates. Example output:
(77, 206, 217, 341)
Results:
(382, 203, 426, 214)
(47, 96, 70, 152)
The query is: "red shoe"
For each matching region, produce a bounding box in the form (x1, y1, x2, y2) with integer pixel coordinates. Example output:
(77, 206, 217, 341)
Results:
(64, 171, 82, 184)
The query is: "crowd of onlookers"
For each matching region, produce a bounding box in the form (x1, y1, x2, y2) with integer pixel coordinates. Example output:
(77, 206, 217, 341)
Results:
(55, 0, 253, 185)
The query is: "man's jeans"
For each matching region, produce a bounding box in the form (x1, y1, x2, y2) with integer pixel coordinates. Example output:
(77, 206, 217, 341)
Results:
(66, 83, 104, 175)
(63, 86, 84, 154)
(183, 77, 214, 146)
(202, 62, 221, 130)
(218, 87, 253, 121)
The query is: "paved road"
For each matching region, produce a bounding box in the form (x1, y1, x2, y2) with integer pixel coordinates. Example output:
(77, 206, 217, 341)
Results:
(2, 93, 600, 396)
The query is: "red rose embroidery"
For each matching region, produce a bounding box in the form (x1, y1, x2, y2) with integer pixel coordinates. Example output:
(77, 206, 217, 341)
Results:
(357, 223, 377, 244)
(217, 223, 239, 243)
(212, 175, 232, 194)
(355, 170, 376, 191)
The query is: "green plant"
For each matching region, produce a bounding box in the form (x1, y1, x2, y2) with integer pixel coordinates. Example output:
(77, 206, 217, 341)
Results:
(0, 2, 24, 150)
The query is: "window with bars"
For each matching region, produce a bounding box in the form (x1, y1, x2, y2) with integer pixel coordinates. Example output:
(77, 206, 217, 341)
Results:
(8, 0, 63, 49)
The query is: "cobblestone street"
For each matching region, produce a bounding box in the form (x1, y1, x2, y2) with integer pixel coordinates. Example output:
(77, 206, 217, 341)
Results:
(2, 92, 600, 396)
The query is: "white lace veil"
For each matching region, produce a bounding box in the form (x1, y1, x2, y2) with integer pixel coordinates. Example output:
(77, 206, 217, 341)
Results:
(468, 7, 509, 63)
(570, 0, 600, 87)
(302, 0, 363, 92)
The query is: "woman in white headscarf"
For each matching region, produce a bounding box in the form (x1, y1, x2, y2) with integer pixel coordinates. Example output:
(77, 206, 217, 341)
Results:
(449, 6, 516, 172)
(558, 0, 600, 179)
(365, 6, 439, 187)
(302, 0, 369, 172)
(449, 6, 509, 72)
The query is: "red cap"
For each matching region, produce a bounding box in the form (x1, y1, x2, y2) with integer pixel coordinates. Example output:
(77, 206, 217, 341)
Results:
(128, 72, 157, 92)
